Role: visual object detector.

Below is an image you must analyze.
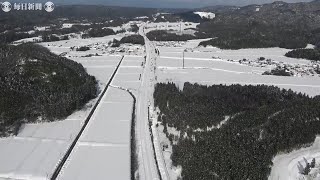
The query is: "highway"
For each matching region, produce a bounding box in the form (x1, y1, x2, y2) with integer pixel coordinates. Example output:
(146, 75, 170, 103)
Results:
(137, 23, 161, 180)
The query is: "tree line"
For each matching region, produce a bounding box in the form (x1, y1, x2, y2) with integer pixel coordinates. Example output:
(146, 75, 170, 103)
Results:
(285, 48, 320, 61)
(154, 82, 320, 180)
(197, 1, 320, 49)
(146, 30, 196, 41)
(111, 34, 145, 47)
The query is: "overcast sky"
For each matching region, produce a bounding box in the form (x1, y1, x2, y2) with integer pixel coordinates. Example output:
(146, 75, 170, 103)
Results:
(47, 0, 314, 8)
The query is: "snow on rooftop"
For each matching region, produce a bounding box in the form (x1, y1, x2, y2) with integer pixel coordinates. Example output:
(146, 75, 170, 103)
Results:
(13, 36, 42, 44)
(306, 44, 316, 49)
(135, 16, 149, 19)
(34, 26, 50, 31)
(193, 12, 215, 19)
(62, 23, 73, 28)
(154, 12, 171, 17)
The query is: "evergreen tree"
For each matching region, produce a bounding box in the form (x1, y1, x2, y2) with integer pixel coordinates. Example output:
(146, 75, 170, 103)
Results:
(311, 158, 316, 168)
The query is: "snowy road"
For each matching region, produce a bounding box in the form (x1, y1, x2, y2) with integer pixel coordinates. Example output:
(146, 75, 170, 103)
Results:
(136, 23, 167, 180)
(269, 137, 320, 180)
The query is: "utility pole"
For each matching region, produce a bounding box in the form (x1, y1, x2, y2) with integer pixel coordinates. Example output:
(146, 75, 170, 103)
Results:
(148, 106, 150, 120)
(182, 49, 185, 69)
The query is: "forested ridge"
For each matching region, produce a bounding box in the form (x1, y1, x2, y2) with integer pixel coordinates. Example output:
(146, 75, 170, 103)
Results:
(146, 30, 196, 41)
(197, 1, 320, 49)
(112, 34, 145, 47)
(154, 82, 320, 180)
(0, 5, 148, 43)
(285, 48, 320, 61)
(198, 25, 310, 50)
(0, 43, 98, 137)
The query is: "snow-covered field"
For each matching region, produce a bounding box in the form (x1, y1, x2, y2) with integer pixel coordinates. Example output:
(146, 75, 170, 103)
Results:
(57, 87, 133, 180)
(58, 55, 144, 180)
(152, 38, 320, 180)
(0, 34, 141, 179)
(155, 39, 320, 97)
(49, 40, 144, 180)
(0, 100, 96, 180)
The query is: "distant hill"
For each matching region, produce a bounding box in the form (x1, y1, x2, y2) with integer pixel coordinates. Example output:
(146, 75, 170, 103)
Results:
(52, 5, 157, 19)
(198, 0, 320, 49)
(196, 5, 238, 13)
(0, 5, 160, 42)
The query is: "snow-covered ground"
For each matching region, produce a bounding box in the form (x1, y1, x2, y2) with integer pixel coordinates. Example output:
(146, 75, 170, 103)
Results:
(57, 87, 133, 180)
(151, 36, 320, 180)
(56, 55, 144, 179)
(0, 34, 137, 179)
(47, 39, 143, 180)
(0, 99, 96, 180)
(3, 21, 320, 180)
(155, 39, 320, 97)
(151, 108, 182, 180)
(269, 137, 320, 180)
(106, 21, 143, 33)
(40, 34, 145, 57)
